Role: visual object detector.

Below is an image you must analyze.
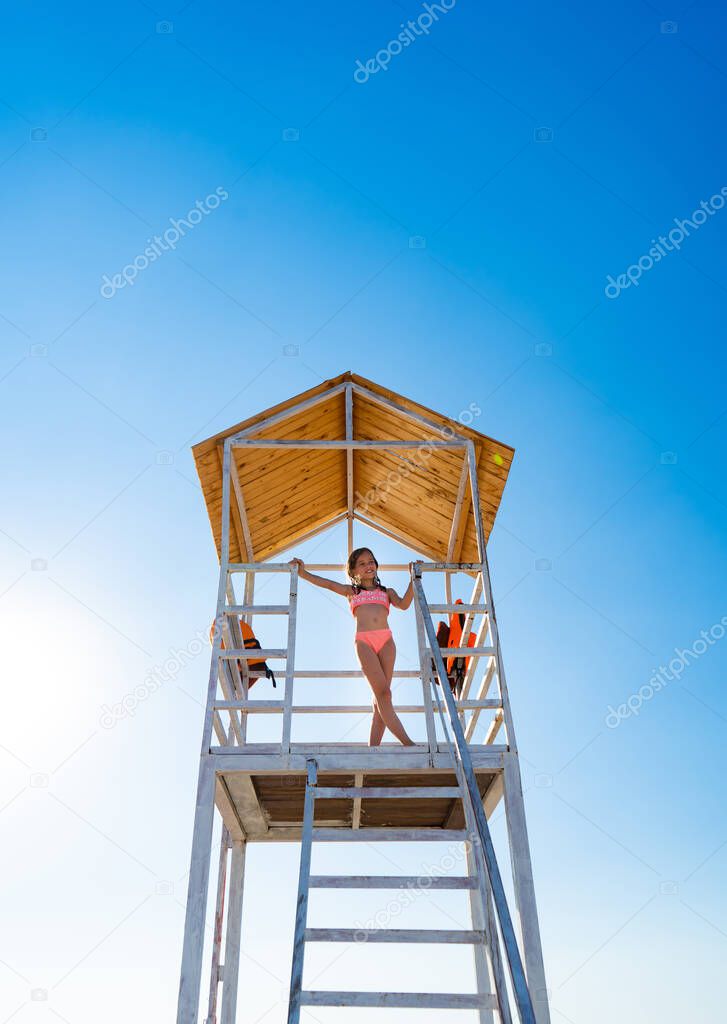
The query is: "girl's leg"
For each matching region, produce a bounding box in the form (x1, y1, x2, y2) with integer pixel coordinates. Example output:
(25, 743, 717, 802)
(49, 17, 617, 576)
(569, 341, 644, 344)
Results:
(370, 638, 396, 744)
(369, 703, 385, 746)
(369, 636, 395, 744)
(356, 639, 414, 746)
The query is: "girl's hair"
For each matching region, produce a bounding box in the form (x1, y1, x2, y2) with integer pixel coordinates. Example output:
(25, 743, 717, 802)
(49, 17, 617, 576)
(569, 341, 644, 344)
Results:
(346, 547, 385, 594)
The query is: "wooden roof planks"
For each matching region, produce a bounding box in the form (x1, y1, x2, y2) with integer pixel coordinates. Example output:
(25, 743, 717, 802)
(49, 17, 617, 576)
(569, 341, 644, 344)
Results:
(191, 370, 514, 564)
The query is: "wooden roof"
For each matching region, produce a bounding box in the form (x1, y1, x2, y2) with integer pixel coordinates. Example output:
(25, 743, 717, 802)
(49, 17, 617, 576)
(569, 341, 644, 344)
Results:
(191, 371, 515, 563)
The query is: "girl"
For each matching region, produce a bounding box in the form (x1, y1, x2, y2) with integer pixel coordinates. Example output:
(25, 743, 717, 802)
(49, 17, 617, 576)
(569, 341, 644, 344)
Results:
(288, 548, 415, 746)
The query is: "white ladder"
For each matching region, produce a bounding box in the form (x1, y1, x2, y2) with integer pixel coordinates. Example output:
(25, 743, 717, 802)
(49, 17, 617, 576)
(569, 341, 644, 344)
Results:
(286, 760, 501, 1020)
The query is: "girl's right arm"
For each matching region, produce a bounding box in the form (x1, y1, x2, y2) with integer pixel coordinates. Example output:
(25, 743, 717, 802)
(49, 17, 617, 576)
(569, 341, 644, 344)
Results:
(288, 558, 352, 597)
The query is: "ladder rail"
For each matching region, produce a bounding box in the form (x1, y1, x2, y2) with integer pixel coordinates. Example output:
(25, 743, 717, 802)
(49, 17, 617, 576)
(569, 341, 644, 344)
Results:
(412, 567, 536, 1024)
(281, 562, 299, 752)
(465, 840, 497, 1024)
(204, 827, 230, 1024)
(287, 758, 317, 1024)
(414, 592, 438, 757)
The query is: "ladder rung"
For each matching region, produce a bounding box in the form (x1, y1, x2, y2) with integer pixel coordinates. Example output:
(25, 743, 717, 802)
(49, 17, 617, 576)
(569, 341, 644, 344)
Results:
(311, 828, 469, 842)
(417, 563, 485, 572)
(218, 649, 287, 659)
(300, 991, 497, 1009)
(305, 928, 484, 944)
(293, 670, 420, 678)
(438, 646, 495, 657)
(224, 605, 289, 615)
(309, 875, 476, 889)
(314, 786, 461, 800)
(429, 604, 487, 613)
(213, 702, 501, 714)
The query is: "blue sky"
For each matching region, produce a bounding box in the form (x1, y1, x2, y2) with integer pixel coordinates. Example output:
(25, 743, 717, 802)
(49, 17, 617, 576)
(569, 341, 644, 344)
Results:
(1, 1, 726, 1022)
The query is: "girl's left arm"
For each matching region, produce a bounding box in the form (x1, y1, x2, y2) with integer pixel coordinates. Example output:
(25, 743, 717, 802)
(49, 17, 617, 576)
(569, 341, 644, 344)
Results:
(388, 578, 414, 610)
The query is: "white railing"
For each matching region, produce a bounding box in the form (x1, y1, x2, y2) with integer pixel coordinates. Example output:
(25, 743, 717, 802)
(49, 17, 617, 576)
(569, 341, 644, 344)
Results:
(204, 562, 509, 754)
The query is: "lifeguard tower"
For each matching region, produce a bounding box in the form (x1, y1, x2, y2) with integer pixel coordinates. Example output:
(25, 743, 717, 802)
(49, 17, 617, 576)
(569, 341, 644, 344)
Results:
(177, 371, 550, 1024)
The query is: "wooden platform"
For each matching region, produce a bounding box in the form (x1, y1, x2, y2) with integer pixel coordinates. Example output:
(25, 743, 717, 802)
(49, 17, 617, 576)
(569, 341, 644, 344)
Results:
(214, 752, 503, 841)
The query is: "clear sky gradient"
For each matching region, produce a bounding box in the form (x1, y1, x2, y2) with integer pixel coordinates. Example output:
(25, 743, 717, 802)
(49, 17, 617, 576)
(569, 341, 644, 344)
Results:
(1, 2, 726, 1023)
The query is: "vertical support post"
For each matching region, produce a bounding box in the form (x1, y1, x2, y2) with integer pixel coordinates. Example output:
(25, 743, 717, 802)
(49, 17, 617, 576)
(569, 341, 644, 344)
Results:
(413, 588, 437, 759)
(217, 630, 245, 747)
(447, 451, 472, 572)
(345, 383, 354, 552)
(463, 787, 512, 1024)
(457, 574, 483, 677)
(352, 771, 363, 829)
(205, 828, 230, 1024)
(242, 571, 255, 623)
(281, 563, 299, 753)
(503, 753, 551, 1024)
(220, 839, 247, 1024)
(177, 756, 217, 1024)
(203, 439, 233, 754)
(223, 577, 247, 741)
(466, 442, 517, 752)
(178, 438, 232, 1024)
(288, 759, 317, 1024)
(223, 575, 248, 741)
(466, 843, 496, 1024)
(229, 455, 254, 563)
(239, 572, 256, 744)
(466, 442, 550, 1024)
(465, 442, 488, 573)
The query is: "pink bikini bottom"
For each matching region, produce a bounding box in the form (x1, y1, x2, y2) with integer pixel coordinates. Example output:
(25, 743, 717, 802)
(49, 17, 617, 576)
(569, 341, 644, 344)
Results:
(355, 628, 393, 655)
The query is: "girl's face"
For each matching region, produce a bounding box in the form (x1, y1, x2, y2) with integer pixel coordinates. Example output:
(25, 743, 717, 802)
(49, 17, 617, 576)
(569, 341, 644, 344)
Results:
(354, 551, 377, 581)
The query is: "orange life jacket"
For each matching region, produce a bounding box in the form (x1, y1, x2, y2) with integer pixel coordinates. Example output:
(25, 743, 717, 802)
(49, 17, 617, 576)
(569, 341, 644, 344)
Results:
(446, 599, 477, 678)
(431, 599, 476, 696)
(209, 618, 277, 688)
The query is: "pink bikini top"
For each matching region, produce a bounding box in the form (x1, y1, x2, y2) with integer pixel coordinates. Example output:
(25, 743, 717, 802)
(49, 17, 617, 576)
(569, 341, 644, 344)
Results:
(348, 587, 391, 616)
